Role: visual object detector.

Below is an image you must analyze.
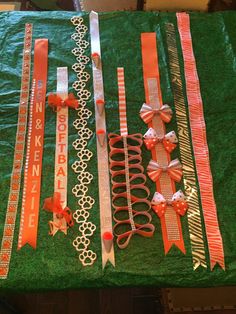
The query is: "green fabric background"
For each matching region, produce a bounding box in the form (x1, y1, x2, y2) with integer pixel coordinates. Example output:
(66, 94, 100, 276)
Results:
(0, 11, 235, 291)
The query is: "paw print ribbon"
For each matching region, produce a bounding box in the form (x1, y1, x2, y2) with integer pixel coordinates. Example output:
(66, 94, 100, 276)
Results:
(43, 192, 74, 230)
(151, 190, 188, 218)
(140, 103, 173, 124)
(48, 93, 79, 111)
(143, 127, 178, 152)
(147, 158, 183, 182)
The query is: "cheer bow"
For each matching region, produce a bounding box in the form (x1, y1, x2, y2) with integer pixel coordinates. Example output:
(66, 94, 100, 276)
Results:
(147, 158, 183, 182)
(48, 93, 79, 111)
(140, 103, 173, 124)
(143, 128, 178, 152)
(43, 192, 74, 227)
(151, 190, 188, 218)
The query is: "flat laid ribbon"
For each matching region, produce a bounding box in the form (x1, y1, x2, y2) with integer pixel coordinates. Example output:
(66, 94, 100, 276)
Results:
(140, 103, 173, 124)
(144, 128, 178, 152)
(43, 192, 74, 234)
(141, 33, 185, 254)
(90, 11, 115, 268)
(177, 13, 225, 270)
(151, 190, 188, 218)
(18, 38, 48, 250)
(147, 159, 183, 183)
(48, 93, 79, 111)
(166, 23, 207, 269)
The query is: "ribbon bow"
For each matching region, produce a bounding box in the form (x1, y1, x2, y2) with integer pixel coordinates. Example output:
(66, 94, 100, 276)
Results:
(143, 128, 178, 152)
(147, 158, 183, 182)
(43, 192, 74, 228)
(151, 190, 188, 218)
(140, 103, 173, 124)
(48, 93, 79, 111)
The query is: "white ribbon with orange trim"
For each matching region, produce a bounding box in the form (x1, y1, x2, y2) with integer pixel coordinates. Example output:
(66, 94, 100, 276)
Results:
(90, 11, 115, 268)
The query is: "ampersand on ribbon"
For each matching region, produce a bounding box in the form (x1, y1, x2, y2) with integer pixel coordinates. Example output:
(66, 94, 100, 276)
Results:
(48, 93, 79, 111)
(143, 128, 178, 152)
(151, 190, 188, 218)
(43, 192, 74, 235)
(147, 158, 183, 182)
(140, 103, 173, 124)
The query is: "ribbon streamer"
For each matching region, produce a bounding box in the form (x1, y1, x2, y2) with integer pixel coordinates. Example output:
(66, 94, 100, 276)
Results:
(0, 24, 33, 279)
(90, 11, 115, 268)
(177, 13, 225, 270)
(108, 67, 155, 249)
(141, 33, 185, 254)
(18, 38, 48, 250)
(165, 22, 207, 269)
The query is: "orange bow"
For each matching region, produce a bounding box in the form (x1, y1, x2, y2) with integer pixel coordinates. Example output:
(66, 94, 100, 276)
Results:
(48, 93, 79, 111)
(43, 192, 74, 227)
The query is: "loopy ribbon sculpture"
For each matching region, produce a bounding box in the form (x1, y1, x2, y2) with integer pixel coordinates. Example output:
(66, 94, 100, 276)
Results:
(147, 158, 183, 183)
(109, 133, 155, 249)
(151, 190, 188, 218)
(43, 192, 74, 235)
(48, 93, 79, 111)
(143, 128, 178, 152)
(140, 103, 173, 124)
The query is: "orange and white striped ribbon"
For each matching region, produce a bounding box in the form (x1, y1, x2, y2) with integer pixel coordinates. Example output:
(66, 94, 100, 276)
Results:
(177, 12, 225, 270)
(117, 67, 128, 137)
(0, 24, 33, 279)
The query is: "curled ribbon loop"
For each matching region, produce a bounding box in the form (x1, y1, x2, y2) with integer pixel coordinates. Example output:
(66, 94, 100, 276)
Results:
(48, 93, 79, 111)
(109, 133, 155, 249)
(147, 158, 183, 182)
(151, 190, 188, 218)
(140, 103, 173, 124)
(143, 127, 178, 152)
(43, 192, 74, 230)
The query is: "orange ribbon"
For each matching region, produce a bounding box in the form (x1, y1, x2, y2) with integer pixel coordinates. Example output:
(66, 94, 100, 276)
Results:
(43, 192, 74, 228)
(48, 93, 79, 111)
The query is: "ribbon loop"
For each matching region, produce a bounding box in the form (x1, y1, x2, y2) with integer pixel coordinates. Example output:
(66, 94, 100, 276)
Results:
(140, 103, 173, 124)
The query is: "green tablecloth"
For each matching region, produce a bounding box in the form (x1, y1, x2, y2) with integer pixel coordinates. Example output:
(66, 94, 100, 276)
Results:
(0, 11, 235, 292)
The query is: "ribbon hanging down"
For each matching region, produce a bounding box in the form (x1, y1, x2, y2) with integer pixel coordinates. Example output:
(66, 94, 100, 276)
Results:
(43, 67, 76, 235)
(0, 24, 33, 279)
(18, 39, 48, 250)
(108, 67, 155, 249)
(165, 22, 207, 270)
(90, 11, 115, 268)
(177, 13, 225, 270)
(140, 32, 186, 254)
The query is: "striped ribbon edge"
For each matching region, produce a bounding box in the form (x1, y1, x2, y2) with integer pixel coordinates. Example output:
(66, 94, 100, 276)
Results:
(176, 12, 225, 270)
(165, 23, 207, 270)
(117, 67, 128, 137)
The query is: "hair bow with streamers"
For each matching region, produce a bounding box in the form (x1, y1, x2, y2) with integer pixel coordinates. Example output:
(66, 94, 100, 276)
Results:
(43, 192, 74, 228)
(151, 190, 188, 218)
(143, 127, 178, 152)
(147, 158, 183, 182)
(48, 93, 79, 111)
(140, 103, 173, 124)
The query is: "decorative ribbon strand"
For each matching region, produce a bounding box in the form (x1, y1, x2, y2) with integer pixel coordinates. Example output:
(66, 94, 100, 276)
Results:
(90, 11, 115, 269)
(165, 22, 207, 270)
(0, 24, 33, 279)
(177, 13, 225, 270)
(71, 16, 96, 266)
(108, 67, 155, 249)
(18, 38, 48, 250)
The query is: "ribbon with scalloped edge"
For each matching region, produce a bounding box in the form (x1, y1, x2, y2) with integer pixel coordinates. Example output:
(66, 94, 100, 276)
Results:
(177, 13, 225, 270)
(165, 22, 207, 269)
(18, 38, 48, 250)
(140, 32, 186, 254)
(108, 67, 155, 249)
